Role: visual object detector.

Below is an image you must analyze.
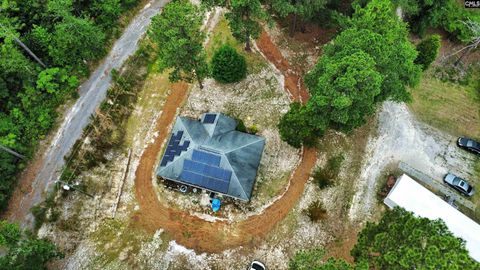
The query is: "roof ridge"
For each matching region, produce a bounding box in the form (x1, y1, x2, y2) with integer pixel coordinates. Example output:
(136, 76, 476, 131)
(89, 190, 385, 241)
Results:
(223, 134, 265, 154)
(221, 151, 248, 199)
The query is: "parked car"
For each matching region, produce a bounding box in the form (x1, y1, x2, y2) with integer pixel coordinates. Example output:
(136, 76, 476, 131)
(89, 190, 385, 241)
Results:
(444, 173, 475, 197)
(249, 260, 266, 270)
(457, 137, 480, 155)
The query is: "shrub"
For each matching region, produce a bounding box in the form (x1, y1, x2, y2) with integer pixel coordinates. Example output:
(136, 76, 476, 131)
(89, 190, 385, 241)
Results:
(312, 168, 334, 189)
(304, 200, 327, 222)
(211, 44, 247, 83)
(415, 35, 441, 70)
(312, 154, 344, 189)
(235, 117, 247, 132)
(248, 124, 259, 134)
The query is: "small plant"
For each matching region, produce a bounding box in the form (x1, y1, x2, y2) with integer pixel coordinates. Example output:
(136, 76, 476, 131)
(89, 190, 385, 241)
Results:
(312, 154, 344, 189)
(211, 44, 247, 83)
(304, 200, 327, 222)
(312, 168, 334, 189)
(248, 124, 259, 134)
(235, 118, 247, 133)
(31, 205, 47, 231)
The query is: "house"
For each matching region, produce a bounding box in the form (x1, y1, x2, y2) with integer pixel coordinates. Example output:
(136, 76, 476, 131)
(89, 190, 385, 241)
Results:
(156, 113, 265, 201)
(384, 174, 480, 262)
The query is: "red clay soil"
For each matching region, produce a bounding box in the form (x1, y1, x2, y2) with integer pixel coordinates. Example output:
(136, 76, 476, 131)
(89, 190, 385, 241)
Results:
(256, 31, 310, 103)
(2, 149, 46, 221)
(133, 31, 318, 253)
(324, 228, 358, 263)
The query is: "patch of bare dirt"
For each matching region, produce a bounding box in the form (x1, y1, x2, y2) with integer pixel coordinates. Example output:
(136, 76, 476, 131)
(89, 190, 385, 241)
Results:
(257, 31, 310, 103)
(3, 145, 47, 222)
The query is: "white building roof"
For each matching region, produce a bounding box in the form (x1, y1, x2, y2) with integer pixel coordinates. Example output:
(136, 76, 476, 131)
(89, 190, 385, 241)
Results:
(384, 174, 480, 262)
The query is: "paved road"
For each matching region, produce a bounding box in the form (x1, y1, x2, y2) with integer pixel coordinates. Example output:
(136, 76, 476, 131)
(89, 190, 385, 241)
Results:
(8, 0, 168, 228)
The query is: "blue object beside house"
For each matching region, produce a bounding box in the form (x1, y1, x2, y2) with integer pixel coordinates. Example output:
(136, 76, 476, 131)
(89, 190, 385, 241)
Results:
(156, 113, 265, 201)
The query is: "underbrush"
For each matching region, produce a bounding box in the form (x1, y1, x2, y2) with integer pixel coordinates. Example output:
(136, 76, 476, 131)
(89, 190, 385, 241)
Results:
(60, 39, 156, 186)
(312, 154, 344, 190)
(31, 39, 156, 230)
(304, 200, 328, 222)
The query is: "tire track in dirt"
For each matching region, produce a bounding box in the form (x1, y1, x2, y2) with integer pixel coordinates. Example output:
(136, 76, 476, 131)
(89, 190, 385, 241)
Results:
(133, 31, 317, 253)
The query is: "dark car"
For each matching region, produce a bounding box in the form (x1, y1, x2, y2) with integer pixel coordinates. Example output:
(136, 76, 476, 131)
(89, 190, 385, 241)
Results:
(444, 173, 475, 197)
(457, 137, 480, 155)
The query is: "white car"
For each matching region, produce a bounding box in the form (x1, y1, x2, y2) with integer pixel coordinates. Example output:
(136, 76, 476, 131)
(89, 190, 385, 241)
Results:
(249, 260, 266, 270)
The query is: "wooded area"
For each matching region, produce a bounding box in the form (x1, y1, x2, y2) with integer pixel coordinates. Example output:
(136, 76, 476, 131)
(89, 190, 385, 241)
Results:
(0, 0, 142, 211)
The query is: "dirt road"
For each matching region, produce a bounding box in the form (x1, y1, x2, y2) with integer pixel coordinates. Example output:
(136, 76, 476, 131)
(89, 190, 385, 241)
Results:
(4, 0, 169, 227)
(133, 31, 318, 253)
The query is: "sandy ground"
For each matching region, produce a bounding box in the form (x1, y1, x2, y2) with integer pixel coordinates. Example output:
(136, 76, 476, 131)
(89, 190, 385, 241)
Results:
(348, 101, 477, 222)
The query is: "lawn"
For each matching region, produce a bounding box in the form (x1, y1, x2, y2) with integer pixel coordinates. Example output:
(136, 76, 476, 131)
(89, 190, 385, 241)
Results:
(409, 73, 480, 139)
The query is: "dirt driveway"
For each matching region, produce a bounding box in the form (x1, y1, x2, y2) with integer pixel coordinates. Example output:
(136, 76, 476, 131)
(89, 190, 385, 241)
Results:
(349, 101, 478, 222)
(133, 31, 318, 253)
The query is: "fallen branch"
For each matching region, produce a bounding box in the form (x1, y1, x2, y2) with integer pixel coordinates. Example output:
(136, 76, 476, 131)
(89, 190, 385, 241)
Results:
(112, 149, 132, 218)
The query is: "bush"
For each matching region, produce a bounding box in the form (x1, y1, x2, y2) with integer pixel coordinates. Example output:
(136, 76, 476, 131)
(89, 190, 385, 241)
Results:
(415, 35, 441, 70)
(234, 117, 247, 132)
(211, 44, 247, 83)
(312, 168, 334, 189)
(312, 154, 344, 189)
(304, 200, 327, 222)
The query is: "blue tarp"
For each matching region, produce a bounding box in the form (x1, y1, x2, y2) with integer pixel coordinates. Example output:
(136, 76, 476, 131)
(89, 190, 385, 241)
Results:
(211, 198, 221, 212)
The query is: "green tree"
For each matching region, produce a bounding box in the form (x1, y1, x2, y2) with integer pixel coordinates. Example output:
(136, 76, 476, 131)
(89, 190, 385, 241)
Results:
(307, 51, 382, 131)
(270, 0, 328, 36)
(0, 221, 62, 270)
(226, 0, 268, 51)
(347, 0, 421, 102)
(36, 68, 79, 97)
(90, 0, 123, 31)
(351, 207, 480, 269)
(49, 16, 105, 68)
(393, 0, 480, 42)
(279, 0, 421, 147)
(278, 102, 319, 148)
(0, 220, 21, 247)
(211, 44, 247, 83)
(149, 0, 209, 88)
(415, 34, 441, 70)
(289, 248, 361, 270)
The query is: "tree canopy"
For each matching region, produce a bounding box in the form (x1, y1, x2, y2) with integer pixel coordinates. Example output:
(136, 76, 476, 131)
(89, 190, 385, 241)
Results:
(0, 221, 63, 270)
(148, 0, 209, 88)
(211, 44, 247, 83)
(279, 0, 421, 147)
(352, 207, 479, 269)
(415, 34, 441, 70)
(289, 208, 479, 269)
(225, 0, 268, 51)
(0, 0, 140, 211)
(393, 0, 480, 42)
(270, 0, 328, 36)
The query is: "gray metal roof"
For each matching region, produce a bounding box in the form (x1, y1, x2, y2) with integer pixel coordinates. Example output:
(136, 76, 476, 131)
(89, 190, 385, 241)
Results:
(156, 113, 265, 201)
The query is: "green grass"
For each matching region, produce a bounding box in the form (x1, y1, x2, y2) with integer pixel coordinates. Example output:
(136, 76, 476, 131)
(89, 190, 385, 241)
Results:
(205, 15, 267, 75)
(91, 218, 150, 265)
(409, 73, 480, 139)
